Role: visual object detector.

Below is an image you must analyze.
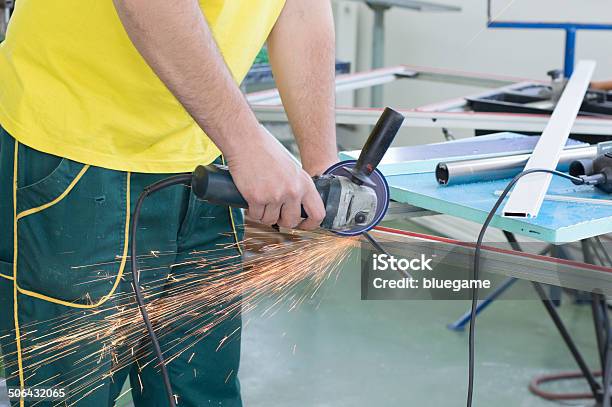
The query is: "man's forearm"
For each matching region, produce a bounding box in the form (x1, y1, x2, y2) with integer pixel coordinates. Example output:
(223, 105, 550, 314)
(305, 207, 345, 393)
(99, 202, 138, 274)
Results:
(113, 0, 260, 156)
(267, 0, 337, 175)
(591, 80, 612, 91)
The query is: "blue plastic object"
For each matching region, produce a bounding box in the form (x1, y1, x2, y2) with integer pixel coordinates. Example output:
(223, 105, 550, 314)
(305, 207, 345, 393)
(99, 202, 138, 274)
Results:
(487, 21, 612, 78)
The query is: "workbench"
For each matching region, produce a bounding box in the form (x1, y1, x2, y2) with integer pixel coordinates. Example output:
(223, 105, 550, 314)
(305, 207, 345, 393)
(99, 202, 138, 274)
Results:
(343, 134, 612, 404)
(252, 59, 612, 401)
(342, 133, 612, 243)
(342, 134, 612, 291)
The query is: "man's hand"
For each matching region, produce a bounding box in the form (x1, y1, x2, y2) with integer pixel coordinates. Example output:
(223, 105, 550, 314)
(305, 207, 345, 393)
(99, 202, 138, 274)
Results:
(224, 126, 325, 230)
(591, 80, 612, 91)
(113, 0, 325, 229)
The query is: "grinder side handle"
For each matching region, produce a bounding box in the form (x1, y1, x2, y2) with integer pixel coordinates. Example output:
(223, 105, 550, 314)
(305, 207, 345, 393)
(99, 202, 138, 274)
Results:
(350, 107, 404, 184)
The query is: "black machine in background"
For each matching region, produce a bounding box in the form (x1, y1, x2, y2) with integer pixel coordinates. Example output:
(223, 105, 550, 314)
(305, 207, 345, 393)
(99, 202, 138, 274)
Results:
(468, 69, 612, 144)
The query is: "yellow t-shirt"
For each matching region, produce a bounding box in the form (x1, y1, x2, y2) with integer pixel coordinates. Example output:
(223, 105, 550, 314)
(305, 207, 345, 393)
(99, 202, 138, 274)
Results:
(0, 0, 286, 173)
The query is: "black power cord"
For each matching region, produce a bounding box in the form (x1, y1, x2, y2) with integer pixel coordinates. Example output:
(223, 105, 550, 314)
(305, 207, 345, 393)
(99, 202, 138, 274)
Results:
(130, 173, 192, 407)
(132, 169, 590, 407)
(467, 168, 588, 407)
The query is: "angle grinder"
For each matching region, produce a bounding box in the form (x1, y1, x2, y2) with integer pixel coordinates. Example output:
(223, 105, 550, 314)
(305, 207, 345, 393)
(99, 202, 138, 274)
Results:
(191, 107, 405, 235)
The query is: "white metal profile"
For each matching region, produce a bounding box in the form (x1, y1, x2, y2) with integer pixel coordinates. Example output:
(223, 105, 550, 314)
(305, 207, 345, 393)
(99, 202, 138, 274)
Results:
(502, 60, 596, 218)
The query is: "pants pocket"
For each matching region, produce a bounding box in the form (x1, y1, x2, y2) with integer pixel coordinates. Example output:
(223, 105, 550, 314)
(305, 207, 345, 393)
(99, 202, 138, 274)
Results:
(15, 149, 130, 307)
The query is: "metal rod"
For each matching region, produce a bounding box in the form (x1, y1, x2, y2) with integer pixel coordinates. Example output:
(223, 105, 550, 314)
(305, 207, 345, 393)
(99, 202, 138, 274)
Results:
(604, 337, 612, 407)
(436, 146, 597, 186)
(250, 65, 612, 136)
(532, 281, 602, 396)
(595, 236, 612, 267)
(586, 238, 607, 370)
(591, 293, 607, 371)
(489, 21, 612, 31)
(505, 233, 601, 397)
(599, 273, 612, 407)
(447, 232, 554, 331)
(447, 277, 517, 331)
(588, 238, 612, 403)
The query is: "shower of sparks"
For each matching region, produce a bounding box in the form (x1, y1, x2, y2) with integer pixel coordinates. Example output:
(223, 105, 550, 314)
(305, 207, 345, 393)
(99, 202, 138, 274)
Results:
(2, 229, 360, 406)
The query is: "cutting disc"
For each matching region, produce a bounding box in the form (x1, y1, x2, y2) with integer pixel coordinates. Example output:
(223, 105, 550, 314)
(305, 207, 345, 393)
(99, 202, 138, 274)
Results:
(324, 160, 390, 236)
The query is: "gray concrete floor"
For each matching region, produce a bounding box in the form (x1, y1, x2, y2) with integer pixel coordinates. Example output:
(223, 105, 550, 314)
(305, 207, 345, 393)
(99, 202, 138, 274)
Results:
(238, 251, 600, 407)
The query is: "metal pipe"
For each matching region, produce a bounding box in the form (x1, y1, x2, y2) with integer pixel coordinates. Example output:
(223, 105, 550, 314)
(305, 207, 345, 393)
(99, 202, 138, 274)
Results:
(436, 145, 597, 186)
(533, 281, 603, 398)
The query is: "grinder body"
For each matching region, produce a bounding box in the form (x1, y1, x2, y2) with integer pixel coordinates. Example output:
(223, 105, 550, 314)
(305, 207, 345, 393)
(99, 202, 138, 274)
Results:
(191, 107, 404, 234)
(191, 164, 379, 233)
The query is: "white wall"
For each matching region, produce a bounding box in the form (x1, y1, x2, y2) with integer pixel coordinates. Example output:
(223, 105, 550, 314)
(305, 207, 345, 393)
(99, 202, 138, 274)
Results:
(490, 0, 612, 24)
(352, 0, 612, 81)
(333, 0, 612, 147)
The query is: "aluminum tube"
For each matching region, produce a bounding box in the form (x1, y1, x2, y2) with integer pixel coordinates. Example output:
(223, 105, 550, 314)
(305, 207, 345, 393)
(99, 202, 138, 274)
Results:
(436, 146, 597, 185)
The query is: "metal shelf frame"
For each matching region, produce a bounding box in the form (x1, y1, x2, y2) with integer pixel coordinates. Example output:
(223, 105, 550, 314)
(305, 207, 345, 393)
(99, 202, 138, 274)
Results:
(486, 0, 612, 78)
(248, 65, 612, 137)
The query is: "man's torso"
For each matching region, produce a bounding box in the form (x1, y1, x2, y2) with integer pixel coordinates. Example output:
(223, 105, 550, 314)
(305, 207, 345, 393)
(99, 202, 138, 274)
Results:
(0, 0, 286, 173)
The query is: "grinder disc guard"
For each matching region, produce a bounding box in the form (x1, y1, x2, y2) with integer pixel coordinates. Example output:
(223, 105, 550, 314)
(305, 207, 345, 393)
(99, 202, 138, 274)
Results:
(324, 160, 389, 236)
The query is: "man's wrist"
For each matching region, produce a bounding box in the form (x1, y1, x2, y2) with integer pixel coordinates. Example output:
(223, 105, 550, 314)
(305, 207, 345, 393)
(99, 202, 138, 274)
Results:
(302, 156, 339, 176)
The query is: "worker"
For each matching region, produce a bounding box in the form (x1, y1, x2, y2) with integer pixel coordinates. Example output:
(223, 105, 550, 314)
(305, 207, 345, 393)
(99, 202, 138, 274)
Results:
(0, 0, 337, 405)
(591, 80, 612, 91)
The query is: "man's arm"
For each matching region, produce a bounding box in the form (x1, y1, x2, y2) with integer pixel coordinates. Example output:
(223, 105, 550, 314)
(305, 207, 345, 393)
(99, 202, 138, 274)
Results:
(591, 80, 612, 91)
(113, 0, 325, 229)
(267, 0, 338, 177)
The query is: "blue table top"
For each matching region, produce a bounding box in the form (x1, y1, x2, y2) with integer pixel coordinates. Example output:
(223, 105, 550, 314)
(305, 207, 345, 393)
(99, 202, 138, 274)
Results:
(341, 134, 612, 243)
(386, 172, 612, 243)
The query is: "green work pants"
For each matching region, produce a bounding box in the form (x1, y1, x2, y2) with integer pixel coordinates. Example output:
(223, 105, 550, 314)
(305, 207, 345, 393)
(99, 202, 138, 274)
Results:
(0, 127, 245, 406)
